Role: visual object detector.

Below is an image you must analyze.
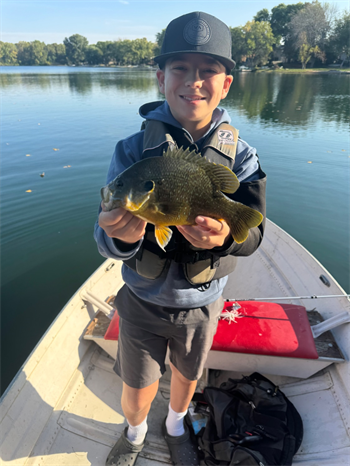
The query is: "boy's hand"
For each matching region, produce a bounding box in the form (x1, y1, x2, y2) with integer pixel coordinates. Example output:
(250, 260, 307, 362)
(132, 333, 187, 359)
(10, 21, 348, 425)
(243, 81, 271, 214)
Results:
(177, 216, 231, 249)
(98, 203, 146, 244)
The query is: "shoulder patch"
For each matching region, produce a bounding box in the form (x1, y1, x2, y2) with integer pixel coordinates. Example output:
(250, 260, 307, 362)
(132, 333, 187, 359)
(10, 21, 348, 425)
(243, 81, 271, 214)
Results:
(218, 130, 235, 145)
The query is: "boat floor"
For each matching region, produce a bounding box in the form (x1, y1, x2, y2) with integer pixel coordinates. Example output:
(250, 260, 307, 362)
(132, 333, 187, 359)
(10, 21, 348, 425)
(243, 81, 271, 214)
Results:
(20, 344, 350, 466)
(2, 220, 349, 465)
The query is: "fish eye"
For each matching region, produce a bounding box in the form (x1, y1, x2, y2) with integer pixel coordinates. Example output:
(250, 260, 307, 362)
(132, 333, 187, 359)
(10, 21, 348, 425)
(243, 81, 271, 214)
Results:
(115, 180, 123, 188)
(144, 180, 154, 192)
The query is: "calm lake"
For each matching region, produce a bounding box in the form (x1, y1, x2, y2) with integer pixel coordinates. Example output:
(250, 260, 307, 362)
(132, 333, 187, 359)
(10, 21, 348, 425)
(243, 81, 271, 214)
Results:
(1, 66, 349, 394)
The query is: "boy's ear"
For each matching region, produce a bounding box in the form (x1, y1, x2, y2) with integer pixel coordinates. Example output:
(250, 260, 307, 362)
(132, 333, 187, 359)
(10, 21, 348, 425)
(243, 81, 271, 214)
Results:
(221, 74, 234, 100)
(156, 69, 165, 95)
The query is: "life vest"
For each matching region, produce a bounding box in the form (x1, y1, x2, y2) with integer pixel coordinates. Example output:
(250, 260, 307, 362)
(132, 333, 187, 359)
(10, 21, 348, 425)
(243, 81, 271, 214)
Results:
(123, 107, 265, 286)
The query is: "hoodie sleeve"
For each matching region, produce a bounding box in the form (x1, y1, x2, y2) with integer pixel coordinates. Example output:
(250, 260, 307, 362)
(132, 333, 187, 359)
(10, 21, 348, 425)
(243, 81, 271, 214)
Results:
(93, 134, 145, 260)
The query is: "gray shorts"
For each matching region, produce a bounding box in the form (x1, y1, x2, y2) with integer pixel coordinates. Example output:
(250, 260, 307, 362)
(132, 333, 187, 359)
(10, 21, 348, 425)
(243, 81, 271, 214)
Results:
(113, 285, 224, 389)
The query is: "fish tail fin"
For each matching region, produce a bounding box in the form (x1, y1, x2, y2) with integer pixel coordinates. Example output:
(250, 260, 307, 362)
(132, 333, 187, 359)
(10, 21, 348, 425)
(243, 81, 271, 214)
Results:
(226, 203, 263, 244)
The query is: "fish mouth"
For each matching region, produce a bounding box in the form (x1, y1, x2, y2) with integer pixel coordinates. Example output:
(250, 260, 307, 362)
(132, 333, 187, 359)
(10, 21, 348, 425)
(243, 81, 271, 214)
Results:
(100, 186, 123, 211)
(101, 186, 112, 203)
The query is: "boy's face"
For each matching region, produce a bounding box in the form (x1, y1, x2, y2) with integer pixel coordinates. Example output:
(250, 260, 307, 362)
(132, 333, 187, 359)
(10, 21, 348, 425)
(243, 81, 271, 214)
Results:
(156, 53, 233, 138)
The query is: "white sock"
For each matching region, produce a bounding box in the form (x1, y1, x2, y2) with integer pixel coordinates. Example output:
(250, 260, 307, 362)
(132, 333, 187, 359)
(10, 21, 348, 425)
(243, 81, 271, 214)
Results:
(165, 403, 187, 437)
(126, 417, 148, 445)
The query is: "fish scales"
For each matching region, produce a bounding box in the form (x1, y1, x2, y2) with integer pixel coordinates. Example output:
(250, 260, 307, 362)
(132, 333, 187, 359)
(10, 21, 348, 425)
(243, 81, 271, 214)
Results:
(101, 147, 263, 250)
(146, 156, 217, 223)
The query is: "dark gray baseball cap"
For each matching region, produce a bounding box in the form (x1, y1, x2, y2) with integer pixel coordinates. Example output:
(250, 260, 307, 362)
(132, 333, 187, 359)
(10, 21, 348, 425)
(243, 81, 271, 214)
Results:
(154, 11, 235, 71)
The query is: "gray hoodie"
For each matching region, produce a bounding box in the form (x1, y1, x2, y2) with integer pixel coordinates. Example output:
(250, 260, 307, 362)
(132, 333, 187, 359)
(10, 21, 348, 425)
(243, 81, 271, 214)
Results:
(94, 101, 265, 308)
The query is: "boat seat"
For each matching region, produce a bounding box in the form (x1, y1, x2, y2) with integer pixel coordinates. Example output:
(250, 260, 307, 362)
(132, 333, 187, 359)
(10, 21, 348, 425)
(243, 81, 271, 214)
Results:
(104, 301, 319, 359)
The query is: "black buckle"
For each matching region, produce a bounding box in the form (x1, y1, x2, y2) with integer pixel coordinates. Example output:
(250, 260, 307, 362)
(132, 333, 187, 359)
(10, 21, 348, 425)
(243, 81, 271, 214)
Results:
(192, 251, 200, 264)
(173, 250, 209, 264)
(229, 433, 263, 445)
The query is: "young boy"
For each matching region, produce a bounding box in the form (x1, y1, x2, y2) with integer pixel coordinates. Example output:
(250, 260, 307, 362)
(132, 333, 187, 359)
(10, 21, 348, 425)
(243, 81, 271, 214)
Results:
(95, 11, 266, 466)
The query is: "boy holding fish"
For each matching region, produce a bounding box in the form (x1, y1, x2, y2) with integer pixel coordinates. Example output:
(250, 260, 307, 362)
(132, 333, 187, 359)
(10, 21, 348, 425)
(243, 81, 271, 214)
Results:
(95, 11, 266, 466)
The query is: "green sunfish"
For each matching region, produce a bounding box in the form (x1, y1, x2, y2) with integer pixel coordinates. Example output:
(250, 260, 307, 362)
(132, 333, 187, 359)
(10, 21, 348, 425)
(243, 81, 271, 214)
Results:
(101, 147, 263, 250)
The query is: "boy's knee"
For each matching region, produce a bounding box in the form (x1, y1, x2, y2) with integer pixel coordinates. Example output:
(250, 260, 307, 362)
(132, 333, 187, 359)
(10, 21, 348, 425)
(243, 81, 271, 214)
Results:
(123, 396, 147, 414)
(121, 381, 158, 414)
(170, 362, 196, 385)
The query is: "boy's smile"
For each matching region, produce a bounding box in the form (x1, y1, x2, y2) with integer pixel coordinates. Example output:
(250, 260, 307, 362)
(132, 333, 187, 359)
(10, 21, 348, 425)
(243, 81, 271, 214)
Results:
(156, 53, 233, 141)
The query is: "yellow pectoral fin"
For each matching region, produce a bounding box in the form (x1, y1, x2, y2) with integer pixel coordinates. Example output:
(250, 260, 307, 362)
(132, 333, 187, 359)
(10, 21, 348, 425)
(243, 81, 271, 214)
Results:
(155, 225, 173, 251)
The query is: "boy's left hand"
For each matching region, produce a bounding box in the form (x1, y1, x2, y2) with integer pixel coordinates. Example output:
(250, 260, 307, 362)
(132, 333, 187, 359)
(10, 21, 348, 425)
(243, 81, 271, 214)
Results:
(177, 216, 231, 249)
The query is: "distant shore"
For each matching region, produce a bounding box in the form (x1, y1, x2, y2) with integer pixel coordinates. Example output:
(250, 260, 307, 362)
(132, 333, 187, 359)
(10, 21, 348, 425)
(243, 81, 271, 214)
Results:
(1, 64, 350, 74)
(256, 68, 350, 74)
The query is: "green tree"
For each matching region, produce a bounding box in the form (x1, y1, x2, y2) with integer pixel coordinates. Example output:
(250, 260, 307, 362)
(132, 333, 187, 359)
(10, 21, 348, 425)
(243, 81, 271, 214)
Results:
(243, 21, 276, 66)
(289, 2, 330, 48)
(16, 41, 31, 65)
(299, 39, 324, 68)
(108, 38, 155, 65)
(63, 34, 89, 65)
(0, 42, 18, 65)
(85, 45, 103, 65)
(15, 40, 47, 65)
(270, 2, 305, 43)
(46, 43, 66, 64)
(288, 2, 332, 66)
(30, 40, 48, 65)
(96, 41, 114, 65)
(328, 11, 350, 65)
(116, 40, 133, 65)
(106, 41, 121, 64)
(156, 29, 166, 47)
(231, 22, 276, 66)
(230, 26, 248, 64)
(155, 29, 166, 56)
(131, 38, 156, 64)
(254, 8, 270, 22)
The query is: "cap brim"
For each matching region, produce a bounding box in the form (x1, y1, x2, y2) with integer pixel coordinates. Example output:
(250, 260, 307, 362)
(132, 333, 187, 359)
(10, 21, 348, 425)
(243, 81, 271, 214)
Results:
(153, 50, 236, 72)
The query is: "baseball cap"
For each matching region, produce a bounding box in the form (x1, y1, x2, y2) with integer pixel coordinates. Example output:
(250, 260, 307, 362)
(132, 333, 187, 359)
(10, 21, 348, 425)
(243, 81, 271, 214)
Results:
(154, 11, 236, 71)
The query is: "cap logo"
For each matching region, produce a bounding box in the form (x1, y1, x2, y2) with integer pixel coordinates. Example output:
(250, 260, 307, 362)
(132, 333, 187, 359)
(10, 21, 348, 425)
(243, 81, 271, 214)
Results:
(183, 18, 211, 46)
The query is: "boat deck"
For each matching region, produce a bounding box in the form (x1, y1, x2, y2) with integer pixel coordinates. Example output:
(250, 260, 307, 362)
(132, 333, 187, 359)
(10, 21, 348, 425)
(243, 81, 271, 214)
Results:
(1, 220, 349, 465)
(16, 346, 350, 466)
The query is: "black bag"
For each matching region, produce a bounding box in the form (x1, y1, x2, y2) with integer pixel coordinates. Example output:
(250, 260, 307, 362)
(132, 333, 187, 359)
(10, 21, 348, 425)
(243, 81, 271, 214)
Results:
(191, 373, 303, 466)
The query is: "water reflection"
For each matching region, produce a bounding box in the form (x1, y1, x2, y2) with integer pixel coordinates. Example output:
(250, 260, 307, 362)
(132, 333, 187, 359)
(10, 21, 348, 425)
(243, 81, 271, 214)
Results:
(0, 69, 158, 95)
(1, 69, 348, 125)
(226, 72, 349, 127)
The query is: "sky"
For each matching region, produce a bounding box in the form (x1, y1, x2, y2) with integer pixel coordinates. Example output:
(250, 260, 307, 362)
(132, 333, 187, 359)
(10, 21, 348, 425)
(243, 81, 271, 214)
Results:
(1, 0, 349, 45)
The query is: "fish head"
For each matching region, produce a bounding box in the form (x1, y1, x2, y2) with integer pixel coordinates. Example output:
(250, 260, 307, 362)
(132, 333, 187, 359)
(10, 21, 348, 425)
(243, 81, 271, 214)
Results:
(101, 173, 155, 213)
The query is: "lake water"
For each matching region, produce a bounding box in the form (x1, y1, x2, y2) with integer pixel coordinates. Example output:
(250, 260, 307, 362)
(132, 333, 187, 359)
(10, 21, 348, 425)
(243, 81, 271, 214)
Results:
(1, 66, 349, 394)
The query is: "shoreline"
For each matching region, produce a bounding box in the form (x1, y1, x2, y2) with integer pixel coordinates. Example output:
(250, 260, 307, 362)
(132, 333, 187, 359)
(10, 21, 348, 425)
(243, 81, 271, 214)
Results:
(1, 64, 350, 74)
(255, 68, 350, 74)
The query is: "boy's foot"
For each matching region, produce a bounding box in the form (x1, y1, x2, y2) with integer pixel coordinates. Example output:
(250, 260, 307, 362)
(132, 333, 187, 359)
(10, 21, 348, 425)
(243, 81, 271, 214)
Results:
(106, 427, 145, 466)
(162, 417, 200, 465)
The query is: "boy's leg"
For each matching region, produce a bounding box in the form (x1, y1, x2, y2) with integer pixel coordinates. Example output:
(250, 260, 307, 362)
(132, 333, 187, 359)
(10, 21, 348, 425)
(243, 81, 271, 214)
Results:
(106, 380, 159, 466)
(165, 362, 197, 437)
(161, 362, 200, 465)
(163, 297, 224, 465)
(121, 379, 159, 426)
(169, 362, 197, 413)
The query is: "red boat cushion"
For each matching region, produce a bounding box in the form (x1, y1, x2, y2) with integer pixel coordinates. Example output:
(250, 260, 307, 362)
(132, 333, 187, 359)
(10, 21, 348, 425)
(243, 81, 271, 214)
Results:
(104, 301, 318, 359)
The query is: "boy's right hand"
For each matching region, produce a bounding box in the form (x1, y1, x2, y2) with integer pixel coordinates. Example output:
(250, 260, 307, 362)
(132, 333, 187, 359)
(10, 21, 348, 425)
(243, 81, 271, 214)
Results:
(98, 203, 147, 244)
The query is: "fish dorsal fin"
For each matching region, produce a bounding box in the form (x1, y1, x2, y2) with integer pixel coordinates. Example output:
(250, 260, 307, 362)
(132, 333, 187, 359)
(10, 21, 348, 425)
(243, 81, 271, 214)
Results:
(206, 163, 240, 194)
(162, 146, 201, 162)
(162, 147, 240, 194)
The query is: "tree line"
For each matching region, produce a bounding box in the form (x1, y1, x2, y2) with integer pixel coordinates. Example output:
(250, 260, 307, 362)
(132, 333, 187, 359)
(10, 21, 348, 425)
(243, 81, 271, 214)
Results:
(1, 1, 349, 69)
